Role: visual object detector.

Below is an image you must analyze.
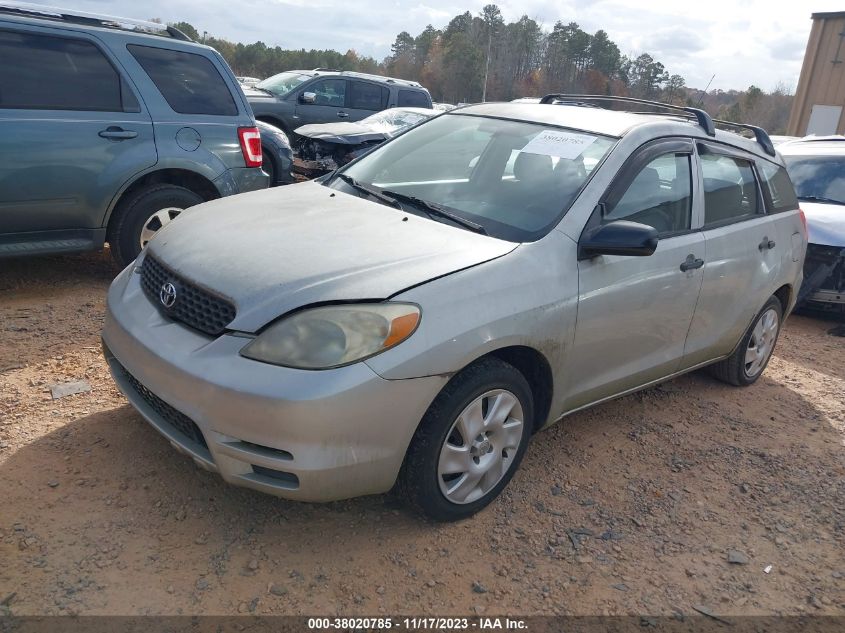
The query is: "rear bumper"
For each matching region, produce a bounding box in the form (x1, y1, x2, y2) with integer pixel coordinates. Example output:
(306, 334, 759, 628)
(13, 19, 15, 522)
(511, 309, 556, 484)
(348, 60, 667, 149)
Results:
(102, 264, 446, 502)
(214, 166, 269, 197)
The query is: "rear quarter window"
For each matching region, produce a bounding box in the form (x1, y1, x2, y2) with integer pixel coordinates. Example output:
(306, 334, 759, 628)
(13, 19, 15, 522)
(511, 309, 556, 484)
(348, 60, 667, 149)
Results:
(127, 44, 238, 116)
(758, 161, 799, 213)
(398, 89, 432, 108)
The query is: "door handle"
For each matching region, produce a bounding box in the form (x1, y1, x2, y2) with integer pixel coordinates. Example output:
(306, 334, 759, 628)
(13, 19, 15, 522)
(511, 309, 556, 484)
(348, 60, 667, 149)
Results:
(680, 254, 704, 272)
(758, 237, 776, 251)
(337, 111, 349, 118)
(98, 126, 138, 140)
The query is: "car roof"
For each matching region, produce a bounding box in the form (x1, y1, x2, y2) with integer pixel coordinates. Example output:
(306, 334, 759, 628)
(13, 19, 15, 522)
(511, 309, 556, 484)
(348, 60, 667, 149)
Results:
(0, 2, 198, 44)
(452, 102, 774, 158)
(285, 69, 427, 90)
(778, 136, 845, 156)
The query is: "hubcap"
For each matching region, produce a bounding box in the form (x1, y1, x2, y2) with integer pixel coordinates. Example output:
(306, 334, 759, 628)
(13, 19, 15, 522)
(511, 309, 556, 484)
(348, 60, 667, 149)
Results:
(744, 308, 779, 377)
(437, 389, 524, 505)
(139, 207, 183, 249)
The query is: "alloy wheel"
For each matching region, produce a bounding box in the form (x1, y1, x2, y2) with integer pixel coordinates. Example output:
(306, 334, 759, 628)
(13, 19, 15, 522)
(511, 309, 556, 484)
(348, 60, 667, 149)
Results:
(437, 389, 524, 505)
(744, 307, 779, 378)
(139, 207, 183, 249)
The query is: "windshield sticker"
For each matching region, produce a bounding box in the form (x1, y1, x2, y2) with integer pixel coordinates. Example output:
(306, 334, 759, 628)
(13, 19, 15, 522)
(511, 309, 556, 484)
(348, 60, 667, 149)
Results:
(521, 130, 597, 159)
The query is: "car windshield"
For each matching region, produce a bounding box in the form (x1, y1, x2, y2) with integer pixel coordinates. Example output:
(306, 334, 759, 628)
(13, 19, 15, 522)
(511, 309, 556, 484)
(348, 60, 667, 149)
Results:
(256, 72, 311, 96)
(362, 109, 434, 136)
(783, 155, 845, 205)
(330, 113, 615, 241)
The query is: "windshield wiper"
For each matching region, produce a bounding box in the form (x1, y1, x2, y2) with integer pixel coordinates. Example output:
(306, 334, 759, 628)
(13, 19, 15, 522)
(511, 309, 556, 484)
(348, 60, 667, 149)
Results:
(381, 190, 487, 234)
(337, 174, 401, 209)
(798, 195, 844, 205)
(251, 86, 275, 95)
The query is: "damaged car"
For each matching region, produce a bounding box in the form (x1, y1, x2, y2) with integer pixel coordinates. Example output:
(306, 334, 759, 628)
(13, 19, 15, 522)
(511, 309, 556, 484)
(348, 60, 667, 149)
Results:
(257, 120, 295, 186)
(293, 107, 440, 175)
(780, 138, 845, 311)
(103, 98, 805, 521)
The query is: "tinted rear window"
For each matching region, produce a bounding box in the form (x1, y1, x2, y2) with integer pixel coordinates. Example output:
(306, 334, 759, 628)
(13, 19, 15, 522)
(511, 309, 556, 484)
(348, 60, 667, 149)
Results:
(759, 161, 799, 213)
(398, 89, 431, 108)
(0, 30, 123, 111)
(349, 81, 389, 110)
(128, 44, 237, 116)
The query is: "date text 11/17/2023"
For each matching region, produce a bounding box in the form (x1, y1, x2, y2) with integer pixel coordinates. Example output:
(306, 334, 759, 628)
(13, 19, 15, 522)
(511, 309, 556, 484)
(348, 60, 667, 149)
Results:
(306, 617, 528, 630)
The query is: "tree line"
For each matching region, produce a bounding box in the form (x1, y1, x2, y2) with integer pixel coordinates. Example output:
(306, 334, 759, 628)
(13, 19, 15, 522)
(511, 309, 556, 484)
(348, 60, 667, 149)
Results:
(168, 4, 793, 133)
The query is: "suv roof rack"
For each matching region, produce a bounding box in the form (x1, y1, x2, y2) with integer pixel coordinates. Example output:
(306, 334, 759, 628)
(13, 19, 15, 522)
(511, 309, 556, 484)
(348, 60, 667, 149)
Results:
(312, 68, 341, 72)
(710, 119, 776, 156)
(540, 93, 777, 157)
(0, 1, 193, 41)
(540, 94, 716, 137)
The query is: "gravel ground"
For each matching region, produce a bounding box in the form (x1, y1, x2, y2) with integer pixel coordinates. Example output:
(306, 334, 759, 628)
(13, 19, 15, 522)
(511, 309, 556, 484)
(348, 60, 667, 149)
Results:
(1, 252, 843, 617)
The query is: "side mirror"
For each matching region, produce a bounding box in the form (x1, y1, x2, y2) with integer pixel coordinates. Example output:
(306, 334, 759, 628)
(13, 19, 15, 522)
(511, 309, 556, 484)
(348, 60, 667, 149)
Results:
(579, 220, 659, 259)
(300, 92, 316, 104)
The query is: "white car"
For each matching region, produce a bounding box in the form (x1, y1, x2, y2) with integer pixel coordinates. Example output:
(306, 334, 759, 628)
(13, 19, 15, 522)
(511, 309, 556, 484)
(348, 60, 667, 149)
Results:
(780, 137, 845, 310)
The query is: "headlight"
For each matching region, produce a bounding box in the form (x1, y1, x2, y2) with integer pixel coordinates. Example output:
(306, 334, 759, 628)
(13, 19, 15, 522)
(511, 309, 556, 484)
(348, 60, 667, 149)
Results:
(240, 303, 420, 369)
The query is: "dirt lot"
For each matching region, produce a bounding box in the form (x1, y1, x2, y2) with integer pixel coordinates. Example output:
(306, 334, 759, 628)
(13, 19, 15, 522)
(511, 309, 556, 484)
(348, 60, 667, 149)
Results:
(1, 252, 843, 618)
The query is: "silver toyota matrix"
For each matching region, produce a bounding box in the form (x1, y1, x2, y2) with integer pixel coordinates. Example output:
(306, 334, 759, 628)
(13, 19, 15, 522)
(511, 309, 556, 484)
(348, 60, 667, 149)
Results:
(103, 96, 807, 521)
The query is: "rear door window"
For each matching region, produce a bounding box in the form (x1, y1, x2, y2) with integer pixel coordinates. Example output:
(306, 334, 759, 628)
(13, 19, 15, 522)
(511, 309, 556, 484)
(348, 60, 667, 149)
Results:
(700, 152, 760, 225)
(127, 44, 238, 116)
(397, 89, 431, 108)
(349, 81, 389, 110)
(0, 30, 123, 111)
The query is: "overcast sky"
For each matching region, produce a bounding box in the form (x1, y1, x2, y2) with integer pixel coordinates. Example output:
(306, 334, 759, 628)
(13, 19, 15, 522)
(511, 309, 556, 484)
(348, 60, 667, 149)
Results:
(33, 0, 844, 91)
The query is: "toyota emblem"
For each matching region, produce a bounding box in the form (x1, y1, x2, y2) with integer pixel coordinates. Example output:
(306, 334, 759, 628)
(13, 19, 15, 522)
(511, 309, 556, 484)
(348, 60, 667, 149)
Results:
(159, 282, 177, 308)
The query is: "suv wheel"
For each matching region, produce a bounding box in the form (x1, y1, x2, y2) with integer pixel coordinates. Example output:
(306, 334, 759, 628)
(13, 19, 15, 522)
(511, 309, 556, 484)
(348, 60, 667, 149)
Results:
(109, 185, 203, 267)
(399, 358, 533, 521)
(709, 296, 783, 386)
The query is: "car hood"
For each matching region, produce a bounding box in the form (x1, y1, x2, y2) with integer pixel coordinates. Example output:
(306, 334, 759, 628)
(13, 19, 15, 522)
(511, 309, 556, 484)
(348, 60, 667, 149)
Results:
(802, 201, 845, 247)
(242, 87, 275, 100)
(147, 181, 517, 332)
(294, 122, 388, 145)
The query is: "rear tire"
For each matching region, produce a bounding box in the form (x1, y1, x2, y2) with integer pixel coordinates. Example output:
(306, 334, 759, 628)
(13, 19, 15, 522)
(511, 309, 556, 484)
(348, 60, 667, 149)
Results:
(709, 296, 783, 386)
(398, 357, 533, 522)
(108, 185, 203, 268)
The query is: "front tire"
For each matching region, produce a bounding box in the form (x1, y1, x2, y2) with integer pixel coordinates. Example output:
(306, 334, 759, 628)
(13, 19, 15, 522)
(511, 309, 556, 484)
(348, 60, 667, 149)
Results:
(399, 357, 533, 522)
(709, 296, 783, 386)
(108, 185, 203, 267)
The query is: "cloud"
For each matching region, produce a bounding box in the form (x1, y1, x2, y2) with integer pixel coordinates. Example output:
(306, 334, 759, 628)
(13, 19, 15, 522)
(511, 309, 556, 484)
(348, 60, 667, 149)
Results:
(27, 0, 845, 91)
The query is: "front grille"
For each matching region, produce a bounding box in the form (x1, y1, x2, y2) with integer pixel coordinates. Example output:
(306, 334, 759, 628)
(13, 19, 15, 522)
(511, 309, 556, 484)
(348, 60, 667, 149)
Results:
(140, 254, 236, 336)
(120, 365, 208, 450)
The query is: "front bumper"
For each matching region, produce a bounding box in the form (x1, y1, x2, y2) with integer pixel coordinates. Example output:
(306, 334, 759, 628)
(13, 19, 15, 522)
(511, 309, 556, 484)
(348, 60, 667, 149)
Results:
(799, 244, 845, 309)
(102, 264, 446, 502)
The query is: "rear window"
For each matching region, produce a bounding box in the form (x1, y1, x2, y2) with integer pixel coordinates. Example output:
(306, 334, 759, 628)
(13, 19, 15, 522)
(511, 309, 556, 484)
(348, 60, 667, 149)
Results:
(398, 89, 431, 108)
(0, 30, 124, 111)
(700, 153, 760, 226)
(349, 81, 389, 111)
(758, 161, 799, 213)
(128, 44, 237, 116)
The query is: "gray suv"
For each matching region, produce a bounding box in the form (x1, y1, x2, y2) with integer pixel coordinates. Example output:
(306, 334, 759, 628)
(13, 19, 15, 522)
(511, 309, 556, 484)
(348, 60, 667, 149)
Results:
(103, 95, 806, 521)
(0, 4, 269, 267)
(245, 69, 432, 136)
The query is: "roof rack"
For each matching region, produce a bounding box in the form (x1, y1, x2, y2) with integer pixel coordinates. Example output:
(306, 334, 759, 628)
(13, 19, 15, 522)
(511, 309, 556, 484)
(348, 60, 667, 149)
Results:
(711, 119, 776, 156)
(540, 94, 716, 136)
(313, 68, 341, 72)
(0, 1, 192, 40)
(540, 93, 777, 157)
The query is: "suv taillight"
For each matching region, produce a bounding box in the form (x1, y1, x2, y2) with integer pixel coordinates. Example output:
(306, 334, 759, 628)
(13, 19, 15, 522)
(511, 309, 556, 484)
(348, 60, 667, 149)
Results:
(799, 208, 808, 237)
(238, 127, 262, 168)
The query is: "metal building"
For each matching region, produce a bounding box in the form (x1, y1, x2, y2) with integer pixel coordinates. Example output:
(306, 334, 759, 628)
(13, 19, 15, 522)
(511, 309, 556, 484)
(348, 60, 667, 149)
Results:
(788, 11, 845, 136)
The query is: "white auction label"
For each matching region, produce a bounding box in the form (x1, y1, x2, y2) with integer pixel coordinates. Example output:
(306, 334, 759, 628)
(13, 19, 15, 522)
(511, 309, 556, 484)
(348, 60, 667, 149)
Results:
(521, 129, 596, 159)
